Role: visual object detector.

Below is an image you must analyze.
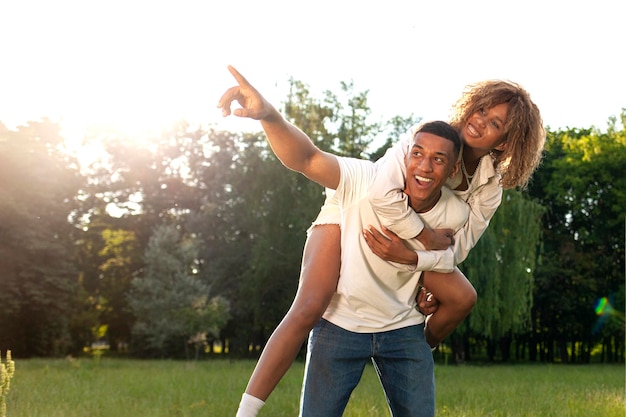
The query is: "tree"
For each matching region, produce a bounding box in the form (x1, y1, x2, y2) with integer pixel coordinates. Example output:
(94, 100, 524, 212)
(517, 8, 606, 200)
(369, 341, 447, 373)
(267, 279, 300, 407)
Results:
(0, 120, 83, 356)
(184, 128, 275, 353)
(368, 115, 421, 161)
(94, 228, 141, 350)
(528, 114, 626, 363)
(75, 122, 216, 354)
(128, 224, 229, 358)
(324, 81, 380, 158)
(457, 190, 544, 362)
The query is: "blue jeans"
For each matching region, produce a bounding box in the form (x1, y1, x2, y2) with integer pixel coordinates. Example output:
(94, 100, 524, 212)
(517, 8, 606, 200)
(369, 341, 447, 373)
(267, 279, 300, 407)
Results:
(299, 319, 434, 417)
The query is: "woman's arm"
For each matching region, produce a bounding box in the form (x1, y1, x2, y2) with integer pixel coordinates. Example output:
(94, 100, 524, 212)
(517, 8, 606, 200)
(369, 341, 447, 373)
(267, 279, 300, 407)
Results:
(369, 133, 455, 250)
(369, 134, 425, 239)
(368, 147, 502, 269)
(450, 175, 502, 265)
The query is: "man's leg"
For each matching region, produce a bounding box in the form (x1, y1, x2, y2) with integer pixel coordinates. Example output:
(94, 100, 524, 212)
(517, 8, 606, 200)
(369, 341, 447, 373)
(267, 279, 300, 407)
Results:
(299, 319, 371, 417)
(372, 323, 435, 417)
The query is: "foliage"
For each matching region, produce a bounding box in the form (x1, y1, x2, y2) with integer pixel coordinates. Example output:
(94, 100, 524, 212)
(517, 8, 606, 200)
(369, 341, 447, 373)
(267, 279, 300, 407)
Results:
(368, 114, 421, 161)
(463, 191, 543, 336)
(456, 190, 544, 361)
(128, 224, 230, 357)
(0, 84, 623, 363)
(94, 228, 140, 350)
(527, 113, 626, 363)
(0, 120, 83, 356)
(0, 351, 15, 417)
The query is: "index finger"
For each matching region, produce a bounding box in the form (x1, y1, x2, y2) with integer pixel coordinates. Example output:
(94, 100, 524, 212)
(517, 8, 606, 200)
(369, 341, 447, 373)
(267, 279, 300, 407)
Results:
(227, 65, 252, 88)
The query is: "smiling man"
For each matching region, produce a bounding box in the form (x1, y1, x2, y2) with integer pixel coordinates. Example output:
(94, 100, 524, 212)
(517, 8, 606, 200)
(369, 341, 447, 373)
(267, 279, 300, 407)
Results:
(219, 65, 468, 417)
(320, 122, 467, 336)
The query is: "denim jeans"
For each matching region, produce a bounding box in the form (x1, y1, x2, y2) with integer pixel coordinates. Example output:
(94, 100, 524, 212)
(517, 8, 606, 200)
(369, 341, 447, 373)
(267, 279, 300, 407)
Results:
(299, 319, 434, 417)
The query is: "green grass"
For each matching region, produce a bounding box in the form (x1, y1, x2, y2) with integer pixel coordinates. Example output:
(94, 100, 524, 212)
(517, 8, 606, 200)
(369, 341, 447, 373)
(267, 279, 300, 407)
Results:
(5, 357, 625, 416)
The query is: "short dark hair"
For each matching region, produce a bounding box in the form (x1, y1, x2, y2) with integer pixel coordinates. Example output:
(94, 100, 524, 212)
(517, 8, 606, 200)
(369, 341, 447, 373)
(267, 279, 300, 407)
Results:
(414, 121, 462, 158)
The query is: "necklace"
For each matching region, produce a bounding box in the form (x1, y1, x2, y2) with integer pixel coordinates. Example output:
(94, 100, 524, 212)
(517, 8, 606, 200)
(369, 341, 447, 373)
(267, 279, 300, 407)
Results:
(460, 157, 475, 181)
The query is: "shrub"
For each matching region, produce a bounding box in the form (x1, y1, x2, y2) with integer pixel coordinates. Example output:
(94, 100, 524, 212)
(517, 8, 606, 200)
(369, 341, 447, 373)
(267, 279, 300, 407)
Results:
(0, 351, 15, 417)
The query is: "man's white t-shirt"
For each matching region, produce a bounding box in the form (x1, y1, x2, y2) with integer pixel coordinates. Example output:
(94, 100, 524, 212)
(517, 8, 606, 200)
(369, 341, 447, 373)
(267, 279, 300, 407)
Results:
(322, 156, 469, 333)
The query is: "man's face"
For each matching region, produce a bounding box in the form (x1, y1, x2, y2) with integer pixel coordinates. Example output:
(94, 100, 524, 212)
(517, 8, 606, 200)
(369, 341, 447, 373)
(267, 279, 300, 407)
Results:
(404, 132, 459, 213)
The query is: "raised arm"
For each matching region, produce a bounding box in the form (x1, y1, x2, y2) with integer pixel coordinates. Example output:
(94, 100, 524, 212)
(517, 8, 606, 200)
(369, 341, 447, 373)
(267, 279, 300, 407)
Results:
(218, 65, 340, 189)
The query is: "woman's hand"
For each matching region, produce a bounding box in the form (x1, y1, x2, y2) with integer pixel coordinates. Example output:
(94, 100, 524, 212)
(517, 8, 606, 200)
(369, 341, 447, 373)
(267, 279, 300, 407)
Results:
(417, 287, 439, 316)
(416, 227, 455, 250)
(363, 226, 417, 265)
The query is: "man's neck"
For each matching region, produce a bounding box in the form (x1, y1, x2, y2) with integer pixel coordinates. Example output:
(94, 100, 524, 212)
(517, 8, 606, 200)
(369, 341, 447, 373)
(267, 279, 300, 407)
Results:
(408, 190, 442, 213)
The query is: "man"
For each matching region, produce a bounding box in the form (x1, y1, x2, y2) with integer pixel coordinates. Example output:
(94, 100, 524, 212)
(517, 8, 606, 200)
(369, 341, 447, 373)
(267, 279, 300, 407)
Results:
(218, 66, 468, 417)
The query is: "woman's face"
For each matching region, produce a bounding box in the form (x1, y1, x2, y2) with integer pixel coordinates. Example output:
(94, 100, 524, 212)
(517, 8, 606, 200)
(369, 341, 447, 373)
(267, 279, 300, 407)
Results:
(460, 103, 509, 154)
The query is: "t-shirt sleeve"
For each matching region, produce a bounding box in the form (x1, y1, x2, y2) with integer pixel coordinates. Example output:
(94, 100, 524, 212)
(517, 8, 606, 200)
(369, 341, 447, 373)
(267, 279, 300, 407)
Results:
(334, 156, 376, 208)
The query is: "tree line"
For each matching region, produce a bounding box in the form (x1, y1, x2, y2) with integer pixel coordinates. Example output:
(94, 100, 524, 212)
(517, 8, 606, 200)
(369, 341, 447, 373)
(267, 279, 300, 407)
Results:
(0, 80, 623, 363)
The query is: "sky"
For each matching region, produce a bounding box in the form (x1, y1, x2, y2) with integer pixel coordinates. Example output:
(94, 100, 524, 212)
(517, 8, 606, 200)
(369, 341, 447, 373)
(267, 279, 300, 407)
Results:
(1, 0, 624, 147)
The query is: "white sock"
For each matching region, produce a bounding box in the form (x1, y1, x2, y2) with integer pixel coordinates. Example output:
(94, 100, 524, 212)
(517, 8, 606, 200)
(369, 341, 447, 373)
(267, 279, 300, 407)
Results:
(235, 393, 265, 417)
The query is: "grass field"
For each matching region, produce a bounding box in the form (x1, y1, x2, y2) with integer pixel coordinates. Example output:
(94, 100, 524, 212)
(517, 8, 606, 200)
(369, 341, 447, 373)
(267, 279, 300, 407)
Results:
(5, 357, 624, 416)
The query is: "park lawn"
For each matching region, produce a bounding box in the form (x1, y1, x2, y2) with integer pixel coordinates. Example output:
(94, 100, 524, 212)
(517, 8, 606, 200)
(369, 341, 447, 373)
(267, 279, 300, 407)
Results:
(5, 357, 624, 417)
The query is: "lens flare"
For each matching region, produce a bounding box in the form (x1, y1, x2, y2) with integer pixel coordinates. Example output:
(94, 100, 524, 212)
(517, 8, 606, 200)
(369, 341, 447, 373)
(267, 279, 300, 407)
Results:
(592, 296, 625, 334)
(594, 297, 612, 316)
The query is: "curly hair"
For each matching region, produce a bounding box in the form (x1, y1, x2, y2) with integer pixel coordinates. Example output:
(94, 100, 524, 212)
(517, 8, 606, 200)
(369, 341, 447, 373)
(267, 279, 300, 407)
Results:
(448, 80, 546, 189)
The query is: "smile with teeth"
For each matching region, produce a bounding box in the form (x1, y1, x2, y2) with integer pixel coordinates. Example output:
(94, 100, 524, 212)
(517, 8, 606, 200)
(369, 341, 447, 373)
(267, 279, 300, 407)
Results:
(415, 175, 433, 183)
(467, 124, 480, 138)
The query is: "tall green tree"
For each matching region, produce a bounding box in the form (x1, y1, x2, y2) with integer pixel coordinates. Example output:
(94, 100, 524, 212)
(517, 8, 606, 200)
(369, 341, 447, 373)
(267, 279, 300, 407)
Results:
(528, 113, 626, 363)
(95, 228, 141, 350)
(368, 115, 421, 161)
(0, 120, 83, 356)
(81, 122, 205, 245)
(184, 128, 270, 352)
(457, 190, 544, 361)
(128, 224, 229, 358)
(76, 122, 214, 353)
(324, 81, 380, 158)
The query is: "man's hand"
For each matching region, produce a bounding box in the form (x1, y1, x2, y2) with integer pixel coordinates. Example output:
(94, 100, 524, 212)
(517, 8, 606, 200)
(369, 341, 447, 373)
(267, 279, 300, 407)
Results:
(217, 65, 276, 121)
(363, 226, 417, 265)
(416, 227, 455, 250)
(417, 287, 439, 316)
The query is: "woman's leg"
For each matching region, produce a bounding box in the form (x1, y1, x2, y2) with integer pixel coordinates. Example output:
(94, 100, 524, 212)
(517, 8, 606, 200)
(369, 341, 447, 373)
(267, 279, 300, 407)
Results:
(420, 267, 477, 348)
(244, 224, 341, 401)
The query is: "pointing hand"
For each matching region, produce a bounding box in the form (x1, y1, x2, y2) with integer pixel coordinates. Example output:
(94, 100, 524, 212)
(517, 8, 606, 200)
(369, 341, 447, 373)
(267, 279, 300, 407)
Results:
(217, 65, 275, 121)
